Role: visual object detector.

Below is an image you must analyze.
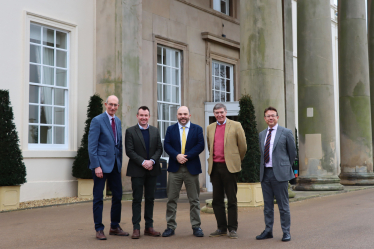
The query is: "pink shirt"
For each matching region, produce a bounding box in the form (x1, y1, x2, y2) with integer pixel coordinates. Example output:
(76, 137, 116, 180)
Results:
(213, 124, 226, 163)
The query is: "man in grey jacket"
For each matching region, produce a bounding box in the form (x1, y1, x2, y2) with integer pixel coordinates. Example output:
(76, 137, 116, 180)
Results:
(256, 107, 296, 242)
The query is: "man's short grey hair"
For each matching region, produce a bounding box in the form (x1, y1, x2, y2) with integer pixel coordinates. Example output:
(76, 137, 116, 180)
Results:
(213, 103, 227, 112)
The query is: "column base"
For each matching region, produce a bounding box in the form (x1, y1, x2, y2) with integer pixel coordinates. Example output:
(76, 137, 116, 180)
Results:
(294, 176, 344, 191)
(339, 172, 374, 185)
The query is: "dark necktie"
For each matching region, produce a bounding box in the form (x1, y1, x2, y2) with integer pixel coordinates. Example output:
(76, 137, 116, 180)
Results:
(264, 129, 273, 164)
(111, 118, 116, 143)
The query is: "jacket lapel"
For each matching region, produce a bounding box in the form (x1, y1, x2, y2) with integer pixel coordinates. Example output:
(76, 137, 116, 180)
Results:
(224, 119, 231, 147)
(210, 123, 217, 152)
(175, 123, 182, 153)
(185, 123, 194, 148)
(115, 117, 120, 143)
(272, 126, 283, 152)
(103, 113, 115, 142)
(135, 125, 146, 150)
(260, 130, 266, 153)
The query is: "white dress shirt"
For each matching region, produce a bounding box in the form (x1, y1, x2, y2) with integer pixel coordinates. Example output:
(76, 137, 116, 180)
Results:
(264, 123, 278, 168)
(216, 118, 227, 125)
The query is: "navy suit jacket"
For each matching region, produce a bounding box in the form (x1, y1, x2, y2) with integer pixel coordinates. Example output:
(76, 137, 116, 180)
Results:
(88, 112, 123, 173)
(164, 122, 204, 175)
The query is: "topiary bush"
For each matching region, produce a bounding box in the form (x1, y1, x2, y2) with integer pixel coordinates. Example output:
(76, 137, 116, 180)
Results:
(72, 94, 103, 179)
(237, 94, 261, 183)
(0, 90, 27, 186)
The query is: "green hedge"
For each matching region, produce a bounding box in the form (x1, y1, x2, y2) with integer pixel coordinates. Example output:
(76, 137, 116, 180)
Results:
(72, 94, 103, 179)
(237, 94, 260, 183)
(0, 90, 26, 186)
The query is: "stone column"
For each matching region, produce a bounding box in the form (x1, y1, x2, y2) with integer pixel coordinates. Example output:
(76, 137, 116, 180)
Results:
(240, 0, 285, 132)
(283, 0, 295, 134)
(339, 0, 374, 185)
(368, 0, 374, 178)
(95, 0, 142, 192)
(294, 0, 343, 191)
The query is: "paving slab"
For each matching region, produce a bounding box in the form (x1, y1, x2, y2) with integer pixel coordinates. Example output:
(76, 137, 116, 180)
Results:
(1, 187, 374, 248)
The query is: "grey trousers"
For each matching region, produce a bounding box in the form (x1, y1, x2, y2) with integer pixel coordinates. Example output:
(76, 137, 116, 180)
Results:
(261, 167, 290, 233)
(166, 166, 201, 230)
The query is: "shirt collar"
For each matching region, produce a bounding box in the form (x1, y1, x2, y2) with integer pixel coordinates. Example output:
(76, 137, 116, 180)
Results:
(268, 123, 278, 131)
(178, 121, 190, 129)
(105, 111, 116, 120)
(138, 123, 149, 130)
(217, 118, 227, 125)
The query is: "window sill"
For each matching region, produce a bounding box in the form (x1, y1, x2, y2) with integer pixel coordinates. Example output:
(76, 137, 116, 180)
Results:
(23, 150, 77, 159)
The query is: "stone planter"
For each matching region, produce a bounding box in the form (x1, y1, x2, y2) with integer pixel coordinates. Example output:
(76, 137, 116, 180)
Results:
(237, 182, 264, 207)
(0, 185, 20, 211)
(77, 179, 106, 199)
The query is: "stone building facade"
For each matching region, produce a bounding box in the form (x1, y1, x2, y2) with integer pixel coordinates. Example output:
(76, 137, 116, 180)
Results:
(5, 0, 368, 202)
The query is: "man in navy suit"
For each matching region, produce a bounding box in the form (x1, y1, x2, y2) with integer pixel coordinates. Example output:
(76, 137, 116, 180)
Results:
(88, 95, 129, 240)
(161, 106, 205, 237)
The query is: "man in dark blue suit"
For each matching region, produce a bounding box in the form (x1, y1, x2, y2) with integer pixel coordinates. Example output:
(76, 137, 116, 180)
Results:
(161, 106, 205, 238)
(88, 95, 129, 240)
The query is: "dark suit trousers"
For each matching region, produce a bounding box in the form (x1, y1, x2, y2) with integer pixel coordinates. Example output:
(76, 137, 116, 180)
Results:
(211, 162, 238, 232)
(92, 162, 122, 231)
(131, 172, 158, 230)
(261, 167, 290, 233)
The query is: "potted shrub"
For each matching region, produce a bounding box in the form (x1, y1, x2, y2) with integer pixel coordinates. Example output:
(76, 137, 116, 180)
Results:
(72, 94, 106, 198)
(237, 94, 263, 207)
(0, 90, 27, 211)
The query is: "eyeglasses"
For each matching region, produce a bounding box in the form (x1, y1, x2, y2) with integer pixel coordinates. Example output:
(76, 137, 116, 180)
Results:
(265, 115, 277, 118)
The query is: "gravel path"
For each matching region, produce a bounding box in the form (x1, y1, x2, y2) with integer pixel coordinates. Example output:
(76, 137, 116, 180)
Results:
(18, 196, 95, 209)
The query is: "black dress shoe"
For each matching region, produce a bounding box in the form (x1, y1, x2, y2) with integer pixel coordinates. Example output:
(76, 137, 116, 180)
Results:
(162, 228, 175, 237)
(256, 230, 273, 240)
(282, 233, 291, 242)
(192, 227, 204, 237)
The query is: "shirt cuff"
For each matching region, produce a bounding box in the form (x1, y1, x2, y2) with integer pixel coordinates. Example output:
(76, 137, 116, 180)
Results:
(150, 159, 155, 165)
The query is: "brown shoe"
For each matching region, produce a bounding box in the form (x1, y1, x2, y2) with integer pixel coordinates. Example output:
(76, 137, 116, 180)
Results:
(96, 230, 107, 240)
(109, 226, 129, 236)
(144, 227, 161, 237)
(132, 229, 140, 239)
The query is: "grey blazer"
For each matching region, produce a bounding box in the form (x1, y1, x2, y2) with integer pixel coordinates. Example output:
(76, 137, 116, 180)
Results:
(259, 125, 296, 182)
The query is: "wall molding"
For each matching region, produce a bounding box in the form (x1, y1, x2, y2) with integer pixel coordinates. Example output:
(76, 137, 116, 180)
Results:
(201, 32, 240, 50)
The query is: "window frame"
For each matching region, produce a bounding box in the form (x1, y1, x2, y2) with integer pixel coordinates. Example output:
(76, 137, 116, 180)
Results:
(153, 35, 189, 161)
(156, 45, 182, 158)
(24, 12, 78, 152)
(211, 60, 234, 102)
(28, 23, 70, 150)
(213, 0, 230, 16)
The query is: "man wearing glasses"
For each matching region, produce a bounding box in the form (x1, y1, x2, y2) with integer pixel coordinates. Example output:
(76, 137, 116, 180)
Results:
(88, 95, 128, 240)
(256, 107, 296, 242)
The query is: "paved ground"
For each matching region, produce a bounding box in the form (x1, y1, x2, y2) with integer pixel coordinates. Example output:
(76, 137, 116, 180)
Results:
(2, 187, 374, 249)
